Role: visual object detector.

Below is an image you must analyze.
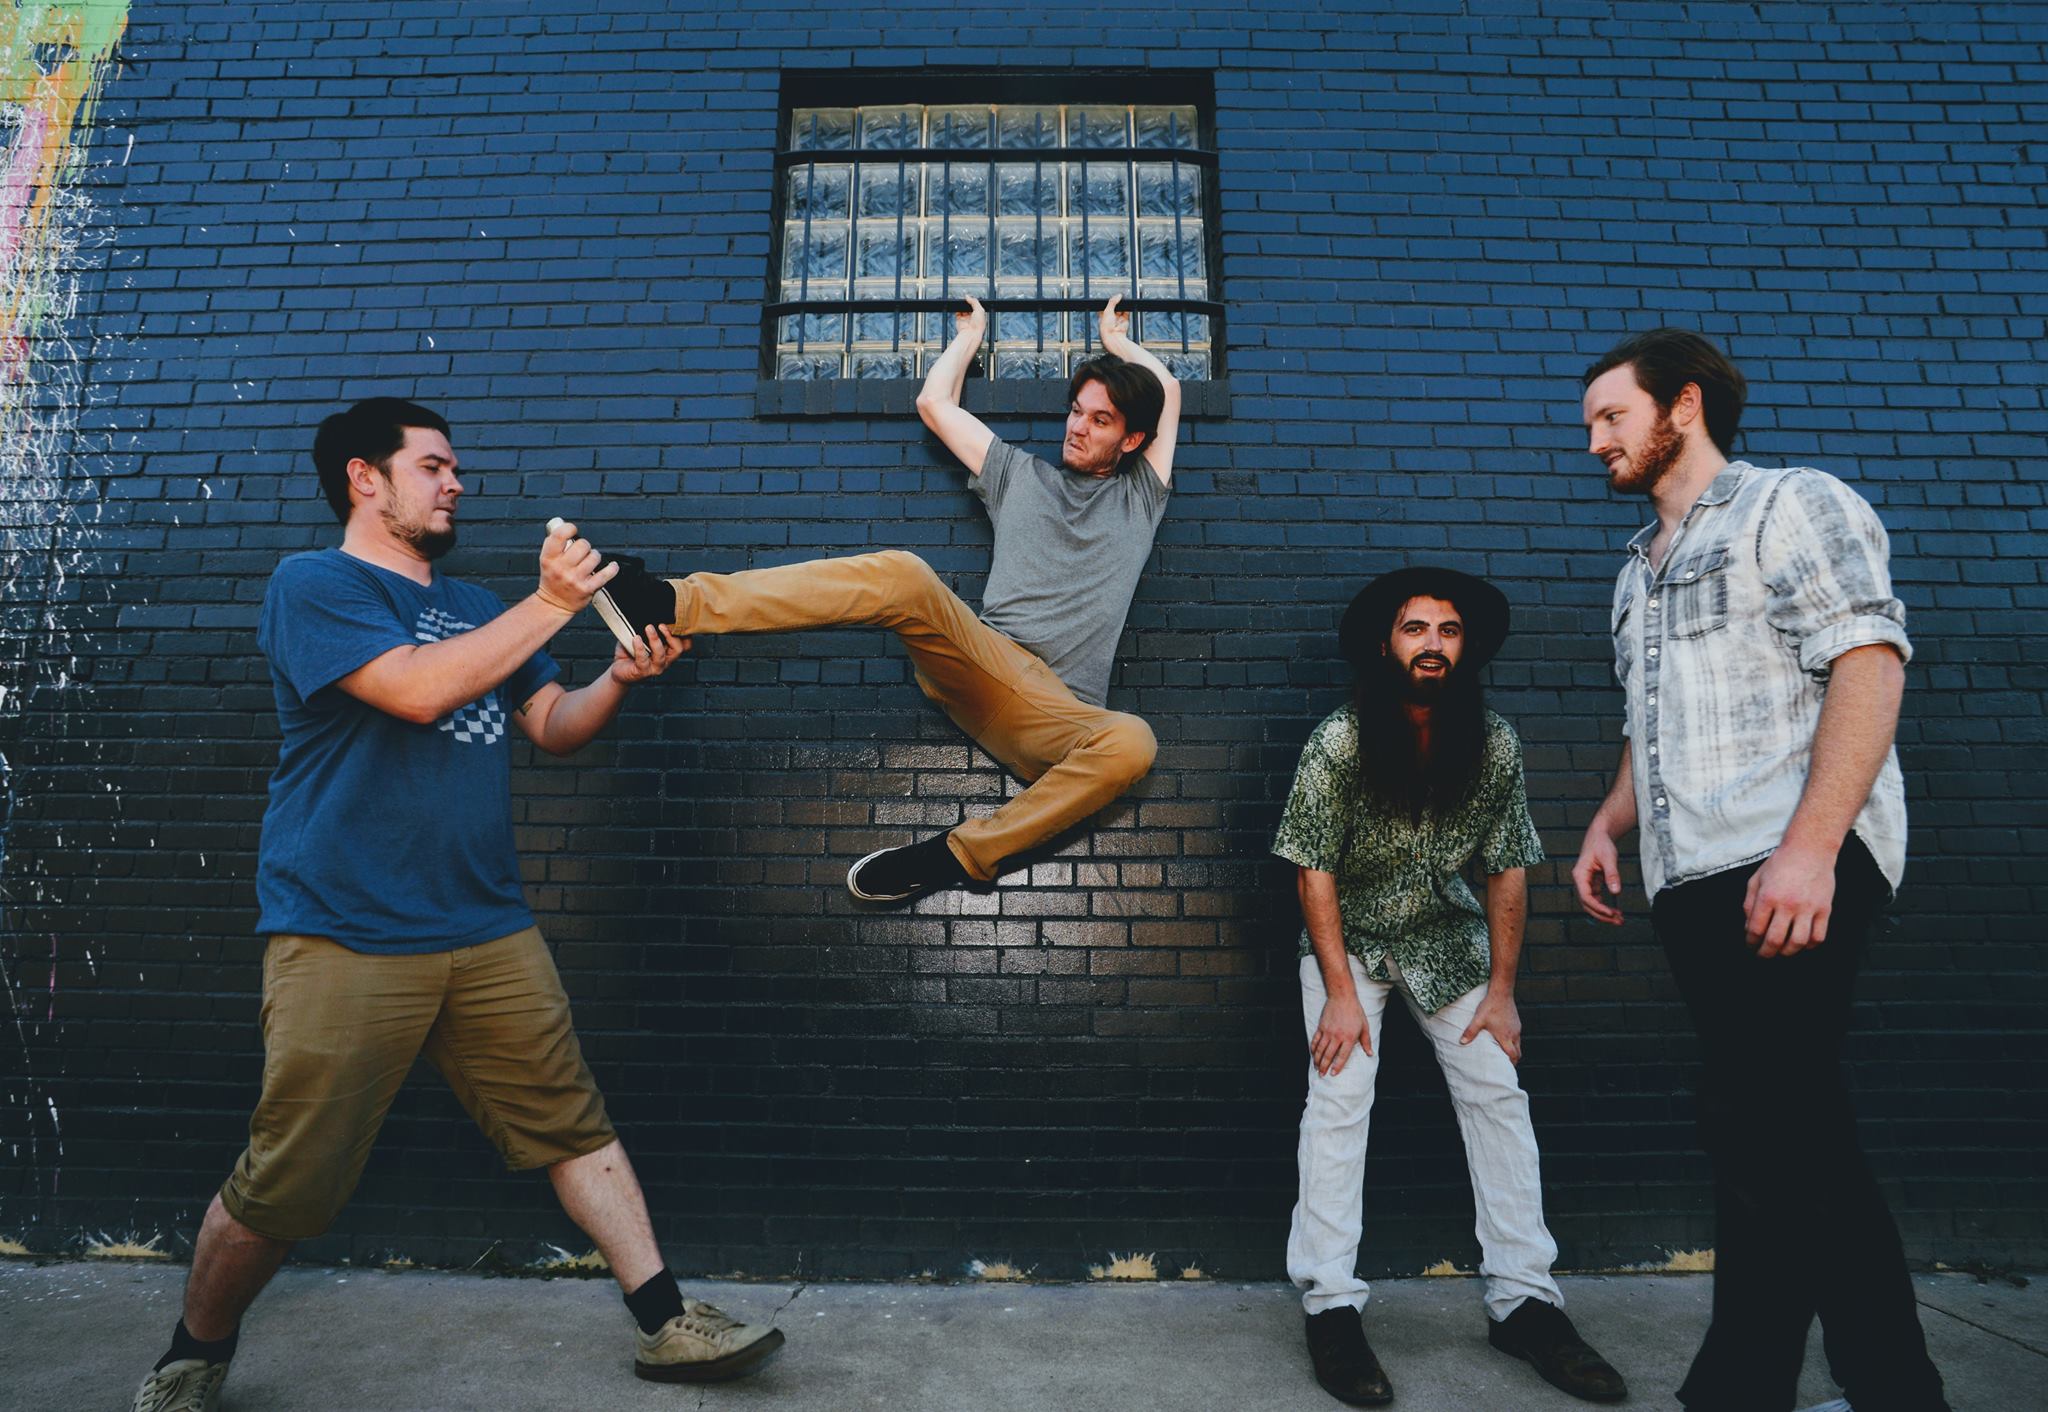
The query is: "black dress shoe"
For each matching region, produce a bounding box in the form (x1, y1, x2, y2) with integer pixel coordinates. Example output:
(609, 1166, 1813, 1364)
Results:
(1488, 1299, 1629, 1402)
(1304, 1307, 1394, 1406)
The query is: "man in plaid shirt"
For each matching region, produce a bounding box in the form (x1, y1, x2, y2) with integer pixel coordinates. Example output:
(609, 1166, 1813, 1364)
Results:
(1572, 329, 1949, 1412)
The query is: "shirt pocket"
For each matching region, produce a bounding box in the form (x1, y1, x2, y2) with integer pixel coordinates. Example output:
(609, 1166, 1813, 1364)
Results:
(1610, 587, 1637, 684)
(1664, 542, 1732, 640)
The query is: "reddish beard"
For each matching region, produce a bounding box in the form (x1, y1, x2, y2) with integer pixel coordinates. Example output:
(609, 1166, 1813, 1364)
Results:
(1609, 409, 1686, 493)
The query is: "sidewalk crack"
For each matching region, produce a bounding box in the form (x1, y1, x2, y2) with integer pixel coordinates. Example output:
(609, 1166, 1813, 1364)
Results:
(773, 1280, 808, 1321)
(1915, 1297, 2048, 1358)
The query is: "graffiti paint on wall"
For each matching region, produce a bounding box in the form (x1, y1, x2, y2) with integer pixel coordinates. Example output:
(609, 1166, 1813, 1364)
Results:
(1, 0, 128, 1223)
(2, 0, 125, 411)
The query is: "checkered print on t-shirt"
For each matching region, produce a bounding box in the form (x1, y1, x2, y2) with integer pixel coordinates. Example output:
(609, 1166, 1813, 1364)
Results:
(414, 606, 507, 746)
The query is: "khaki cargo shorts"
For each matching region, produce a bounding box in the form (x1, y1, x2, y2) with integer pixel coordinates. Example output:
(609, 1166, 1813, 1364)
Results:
(219, 926, 616, 1241)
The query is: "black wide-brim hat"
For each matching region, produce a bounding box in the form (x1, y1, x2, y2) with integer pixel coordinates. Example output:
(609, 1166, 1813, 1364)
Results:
(1339, 566, 1511, 670)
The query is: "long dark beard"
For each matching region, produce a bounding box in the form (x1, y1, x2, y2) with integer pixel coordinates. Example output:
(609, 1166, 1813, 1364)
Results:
(1352, 655, 1486, 822)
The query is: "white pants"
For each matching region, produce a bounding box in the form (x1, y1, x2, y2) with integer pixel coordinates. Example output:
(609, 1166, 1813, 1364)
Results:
(1287, 953, 1563, 1323)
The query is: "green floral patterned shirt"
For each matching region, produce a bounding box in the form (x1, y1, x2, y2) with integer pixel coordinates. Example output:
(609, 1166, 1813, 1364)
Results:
(1271, 705, 1547, 1014)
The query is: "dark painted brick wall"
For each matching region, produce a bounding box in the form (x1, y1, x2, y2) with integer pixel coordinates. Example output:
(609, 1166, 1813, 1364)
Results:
(3, 1, 2043, 1279)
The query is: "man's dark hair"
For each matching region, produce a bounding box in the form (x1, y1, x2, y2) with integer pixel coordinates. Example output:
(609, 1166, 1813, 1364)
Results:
(312, 397, 451, 523)
(1351, 612, 1489, 823)
(1582, 327, 1747, 456)
(1068, 355, 1165, 464)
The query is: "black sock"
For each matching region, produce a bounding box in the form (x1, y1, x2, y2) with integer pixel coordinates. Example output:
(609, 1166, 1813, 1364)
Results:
(880, 832, 968, 888)
(919, 832, 970, 884)
(624, 1268, 685, 1335)
(156, 1317, 238, 1371)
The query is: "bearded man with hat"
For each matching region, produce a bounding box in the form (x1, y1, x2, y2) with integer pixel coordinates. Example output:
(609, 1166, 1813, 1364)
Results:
(1271, 567, 1627, 1407)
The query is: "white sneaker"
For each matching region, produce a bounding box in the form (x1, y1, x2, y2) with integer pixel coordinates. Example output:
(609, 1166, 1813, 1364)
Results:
(132, 1359, 228, 1412)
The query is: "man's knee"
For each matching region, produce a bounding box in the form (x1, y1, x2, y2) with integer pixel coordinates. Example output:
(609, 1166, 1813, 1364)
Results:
(864, 549, 943, 617)
(1302, 1061, 1378, 1126)
(1097, 713, 1157, 784)
(1447, 1068, 1534, 1131)
(874, 549, 937, 588)
(1441, 1028, 1525, 1090)
(219, 1170, 345, 1244)
(1699, 1084, 1857, 1175)
(205, 1191, 295, 1252)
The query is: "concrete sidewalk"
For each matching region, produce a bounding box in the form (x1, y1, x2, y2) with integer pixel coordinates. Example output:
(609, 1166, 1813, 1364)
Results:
(4, 1260, 2041, 1410)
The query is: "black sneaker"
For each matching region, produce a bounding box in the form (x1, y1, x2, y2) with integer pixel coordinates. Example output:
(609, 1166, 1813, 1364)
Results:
(846, 833, 970, 904)
(1303, 1307, 1393, 1407)
(591, 554, 678, 655)
(1488, 1299, 1628, 1403)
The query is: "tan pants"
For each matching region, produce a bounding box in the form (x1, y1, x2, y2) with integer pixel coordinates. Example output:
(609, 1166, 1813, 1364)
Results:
(666, 550, 1155, 881)
(220, 928, 615, 1241)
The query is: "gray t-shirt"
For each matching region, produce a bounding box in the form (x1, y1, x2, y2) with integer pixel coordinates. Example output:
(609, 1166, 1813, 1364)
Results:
(969, 436, 1171, 707)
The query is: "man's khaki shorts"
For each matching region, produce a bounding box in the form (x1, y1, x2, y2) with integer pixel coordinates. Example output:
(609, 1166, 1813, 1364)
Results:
(219, 926, 616, 1241)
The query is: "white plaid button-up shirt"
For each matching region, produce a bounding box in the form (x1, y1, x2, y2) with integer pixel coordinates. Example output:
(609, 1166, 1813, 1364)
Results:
(1611, 462, 1911, 898)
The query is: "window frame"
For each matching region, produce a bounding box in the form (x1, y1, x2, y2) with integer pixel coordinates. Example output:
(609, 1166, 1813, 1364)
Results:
(758, 69, 1227, 417)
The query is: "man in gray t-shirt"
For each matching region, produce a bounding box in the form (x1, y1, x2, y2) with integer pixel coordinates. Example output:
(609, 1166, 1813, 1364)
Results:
(972, 429, 1170, 709)
(591, 295, 1181, 904)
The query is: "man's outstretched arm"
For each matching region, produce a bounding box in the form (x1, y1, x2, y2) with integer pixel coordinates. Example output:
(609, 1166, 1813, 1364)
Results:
(915, 295, 996, 474)
(514, 624, 691, 757)
(1097, 294, 1182, 487)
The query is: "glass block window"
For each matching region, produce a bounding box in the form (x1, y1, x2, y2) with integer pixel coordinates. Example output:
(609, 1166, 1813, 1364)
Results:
(769, 97, 1219, 382)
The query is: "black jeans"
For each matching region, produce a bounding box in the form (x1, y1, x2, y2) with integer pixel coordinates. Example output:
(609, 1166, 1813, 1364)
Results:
(1654, 837, 1948, 1412)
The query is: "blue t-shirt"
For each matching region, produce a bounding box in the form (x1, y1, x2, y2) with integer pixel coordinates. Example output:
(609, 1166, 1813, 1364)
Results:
(254, 549, 560, 953)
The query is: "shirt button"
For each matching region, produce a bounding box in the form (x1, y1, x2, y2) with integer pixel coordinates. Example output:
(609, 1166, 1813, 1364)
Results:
(1648, 597, 1659, 608)
(1647, 647, 1659, 658)
(1685, 571, 1697, 580)
(1649, 744, 1658, 755)
(1656, 796, 1667, 807)
(1648, 694, 1657, 705)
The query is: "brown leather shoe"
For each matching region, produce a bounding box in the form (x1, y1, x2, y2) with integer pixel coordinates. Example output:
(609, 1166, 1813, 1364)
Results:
(1488, 1299, 1628, 1402)
(1305, 1307, 1394, 1406)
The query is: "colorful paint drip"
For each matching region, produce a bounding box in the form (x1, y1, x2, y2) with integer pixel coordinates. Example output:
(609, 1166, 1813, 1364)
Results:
(2, 1, 127, 386)
(1, 0, 129, 1222)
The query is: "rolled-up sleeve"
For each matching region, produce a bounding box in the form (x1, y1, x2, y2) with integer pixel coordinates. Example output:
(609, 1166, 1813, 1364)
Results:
(1759, 470, 1912, 674)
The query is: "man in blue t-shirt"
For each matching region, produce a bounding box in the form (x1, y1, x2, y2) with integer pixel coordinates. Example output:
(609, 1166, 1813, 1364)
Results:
(133, 400, 784, 1412)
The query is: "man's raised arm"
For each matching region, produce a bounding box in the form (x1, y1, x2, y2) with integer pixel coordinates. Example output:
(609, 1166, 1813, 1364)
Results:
(1097, 294, 1182, 487)
(915, 295, 996, 474)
